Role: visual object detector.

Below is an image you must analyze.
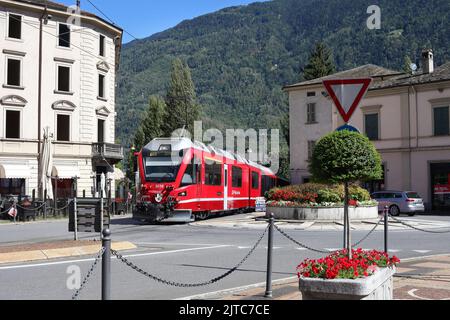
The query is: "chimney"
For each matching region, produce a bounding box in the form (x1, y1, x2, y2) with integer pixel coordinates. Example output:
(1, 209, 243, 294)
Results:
(422, 48, 434, 74)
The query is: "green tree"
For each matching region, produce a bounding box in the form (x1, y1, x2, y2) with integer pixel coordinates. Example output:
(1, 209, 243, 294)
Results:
(309, 130, 382, 257)
(403, 55, 413, 74)
(309, 131, 382, 183)
(142, 95, 166, 142)
(301, 42, 336, 81)
(163, 58, 202, 136)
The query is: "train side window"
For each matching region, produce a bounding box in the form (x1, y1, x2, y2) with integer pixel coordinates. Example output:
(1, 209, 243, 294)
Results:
(181, 156, 201, 186)
(205, 161, 222, 186)
(252, 171, 259, 189)
(232, 166, 243, 188)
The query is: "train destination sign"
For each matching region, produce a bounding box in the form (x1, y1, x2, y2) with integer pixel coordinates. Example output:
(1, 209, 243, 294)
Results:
(323, 78, 372, 123)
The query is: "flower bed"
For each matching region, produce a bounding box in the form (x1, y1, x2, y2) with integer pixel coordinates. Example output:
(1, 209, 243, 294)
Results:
(266, 183, 374, 208)
(298, 249, 399, 300)
(297, 249, 399, 280)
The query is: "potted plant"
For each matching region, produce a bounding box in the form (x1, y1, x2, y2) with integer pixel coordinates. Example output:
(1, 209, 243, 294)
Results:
(298, 248, 400, 300)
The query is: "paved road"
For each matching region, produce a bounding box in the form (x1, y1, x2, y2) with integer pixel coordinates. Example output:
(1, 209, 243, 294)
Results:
(1, 214, 450, 300)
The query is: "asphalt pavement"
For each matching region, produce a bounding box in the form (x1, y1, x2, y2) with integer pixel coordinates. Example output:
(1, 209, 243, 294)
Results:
(1, 213, 450, 300)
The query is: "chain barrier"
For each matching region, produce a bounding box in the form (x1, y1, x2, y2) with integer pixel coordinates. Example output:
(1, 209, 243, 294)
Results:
(388, 214, 450, 234)
(352, 215, 385, 248)
(15, 202, 47, 211)
(273, 224, 331, 254)
(72, 247, 106, 300)
(111, 225, 269, 288)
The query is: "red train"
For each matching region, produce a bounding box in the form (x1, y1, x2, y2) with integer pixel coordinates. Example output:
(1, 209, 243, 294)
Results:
(132, 138, 284, 223)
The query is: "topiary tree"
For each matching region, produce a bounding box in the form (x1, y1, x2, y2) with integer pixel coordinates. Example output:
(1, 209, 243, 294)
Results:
(309, 130, 382, 257)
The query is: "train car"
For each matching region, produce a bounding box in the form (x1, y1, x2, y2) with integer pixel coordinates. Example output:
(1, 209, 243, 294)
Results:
(132, 137, 282, 223)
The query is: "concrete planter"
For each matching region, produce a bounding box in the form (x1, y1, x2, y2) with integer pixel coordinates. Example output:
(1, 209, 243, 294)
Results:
(268, 205, 378, 221)
(299, 267, 396, 300)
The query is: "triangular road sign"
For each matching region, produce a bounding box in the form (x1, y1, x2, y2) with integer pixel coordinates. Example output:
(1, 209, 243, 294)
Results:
(323, 78, 372, 123)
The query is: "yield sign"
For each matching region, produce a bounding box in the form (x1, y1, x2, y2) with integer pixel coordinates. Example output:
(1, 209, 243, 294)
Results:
(323, 78, 372, 123)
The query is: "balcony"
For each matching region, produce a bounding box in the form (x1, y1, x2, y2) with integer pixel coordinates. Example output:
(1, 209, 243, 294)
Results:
(92, 143, 124, 164)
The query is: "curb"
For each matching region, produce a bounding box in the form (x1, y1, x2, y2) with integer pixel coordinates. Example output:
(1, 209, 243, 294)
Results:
(0, 241, 137, 265)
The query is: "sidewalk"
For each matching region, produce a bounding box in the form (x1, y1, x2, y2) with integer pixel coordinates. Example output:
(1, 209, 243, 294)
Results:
(0, 240, 136, 265)
(191, 212, 450, 231)
(186, 254, 450, 300)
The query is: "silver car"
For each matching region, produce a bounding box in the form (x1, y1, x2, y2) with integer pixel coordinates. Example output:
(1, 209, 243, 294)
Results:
(371, 191, 425, 216)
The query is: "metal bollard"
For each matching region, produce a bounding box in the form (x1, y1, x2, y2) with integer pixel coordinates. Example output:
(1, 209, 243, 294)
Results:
(264, 213, 274, 298)
(384, 206, 389, 254)
(102, 229, 111, 300)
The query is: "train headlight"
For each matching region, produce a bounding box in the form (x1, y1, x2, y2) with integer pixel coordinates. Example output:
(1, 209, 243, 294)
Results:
(154, 193, 163, 203)
(178, 191, 187, 197)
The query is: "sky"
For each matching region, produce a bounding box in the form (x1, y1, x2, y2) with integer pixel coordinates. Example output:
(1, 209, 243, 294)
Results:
(58, 0, 267, 43)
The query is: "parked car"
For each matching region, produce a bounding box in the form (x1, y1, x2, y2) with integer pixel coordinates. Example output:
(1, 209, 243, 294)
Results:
(371, 191, 425, 216)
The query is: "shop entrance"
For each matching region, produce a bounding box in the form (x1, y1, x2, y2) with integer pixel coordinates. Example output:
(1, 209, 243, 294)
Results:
(431, 163, 450, 211)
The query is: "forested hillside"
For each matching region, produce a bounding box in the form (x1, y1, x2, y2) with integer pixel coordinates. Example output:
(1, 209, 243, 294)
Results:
(116, 0, 450, 147)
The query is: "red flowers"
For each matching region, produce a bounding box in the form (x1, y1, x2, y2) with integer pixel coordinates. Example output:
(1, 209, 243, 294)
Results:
(297, 249, 400, 280)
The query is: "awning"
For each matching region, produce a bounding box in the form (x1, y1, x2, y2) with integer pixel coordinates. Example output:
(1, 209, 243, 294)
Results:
(0, 164, 32, 179)
(52, 165, 80, 179)
(113, 168, 125, 180)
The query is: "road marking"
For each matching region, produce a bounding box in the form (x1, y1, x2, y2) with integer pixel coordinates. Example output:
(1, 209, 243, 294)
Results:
(325, 248, 341, 252)
(0, 245, 231, 271)
(135, 242, 228, 247)
(296, 248, 308, 251)
(177, 276, 298, 300)
(389, 249, 401, 253)
(413, 250, 431, 254)
(237, 246, 251, 249)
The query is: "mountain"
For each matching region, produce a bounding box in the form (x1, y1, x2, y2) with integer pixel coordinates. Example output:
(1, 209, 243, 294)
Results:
(116, 0, 450, 148)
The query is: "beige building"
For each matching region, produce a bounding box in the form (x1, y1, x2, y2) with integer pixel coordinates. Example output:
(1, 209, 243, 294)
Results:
(284, 50, 450, 211)
(0, 0, 123, 199)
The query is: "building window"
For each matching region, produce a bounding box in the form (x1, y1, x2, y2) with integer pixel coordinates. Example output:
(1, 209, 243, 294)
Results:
(57, 114, 70, 142)
(8, 14, 22, 39)
(251, 171, 259, 189)
(307, 103, 316, 123)
(365, 113, 379, 140)
(6, 58, 21, 87)
(307, 92, 316, 97)
(232, 166, 243, 188)
(98, 74, 106, 98)
(5, 110, 20, 139)
(307, 141, 316, 160)
(57, 65, 71, 92)
(99, 35, 105, 57)
(98, 119, 105, 143)
(205, 161, 222, 186)
(58, 23, 71, 48)
(434, 106, 449, 136)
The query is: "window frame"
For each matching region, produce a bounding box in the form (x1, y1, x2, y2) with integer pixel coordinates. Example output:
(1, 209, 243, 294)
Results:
(55, 112, 71, 142)
(205, 160, 222, 186)
(5, 55, 23, 88)
(99, 34, 106, 57)
(55, 63, 72, 94)
(97, 118, 106, 143)
(307, 140, 316, 160)
(306, 103, 316, 124)
(98, 73, 107, 100)
(231, 166, 243, 188)
(433, 105, 450, 137)
(6, 12, 23, 40)
(364, 112, 380, 141)
(4, 108, 22, 139)
(251, 171, 259, 190)
(57, 23, 71, 48)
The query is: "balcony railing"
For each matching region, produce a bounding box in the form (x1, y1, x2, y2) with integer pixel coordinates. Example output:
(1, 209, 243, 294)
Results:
(92, 143, 124, 162)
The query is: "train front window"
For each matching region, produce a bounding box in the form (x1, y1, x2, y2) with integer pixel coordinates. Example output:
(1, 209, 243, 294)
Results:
(144, 156, 181, 183)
